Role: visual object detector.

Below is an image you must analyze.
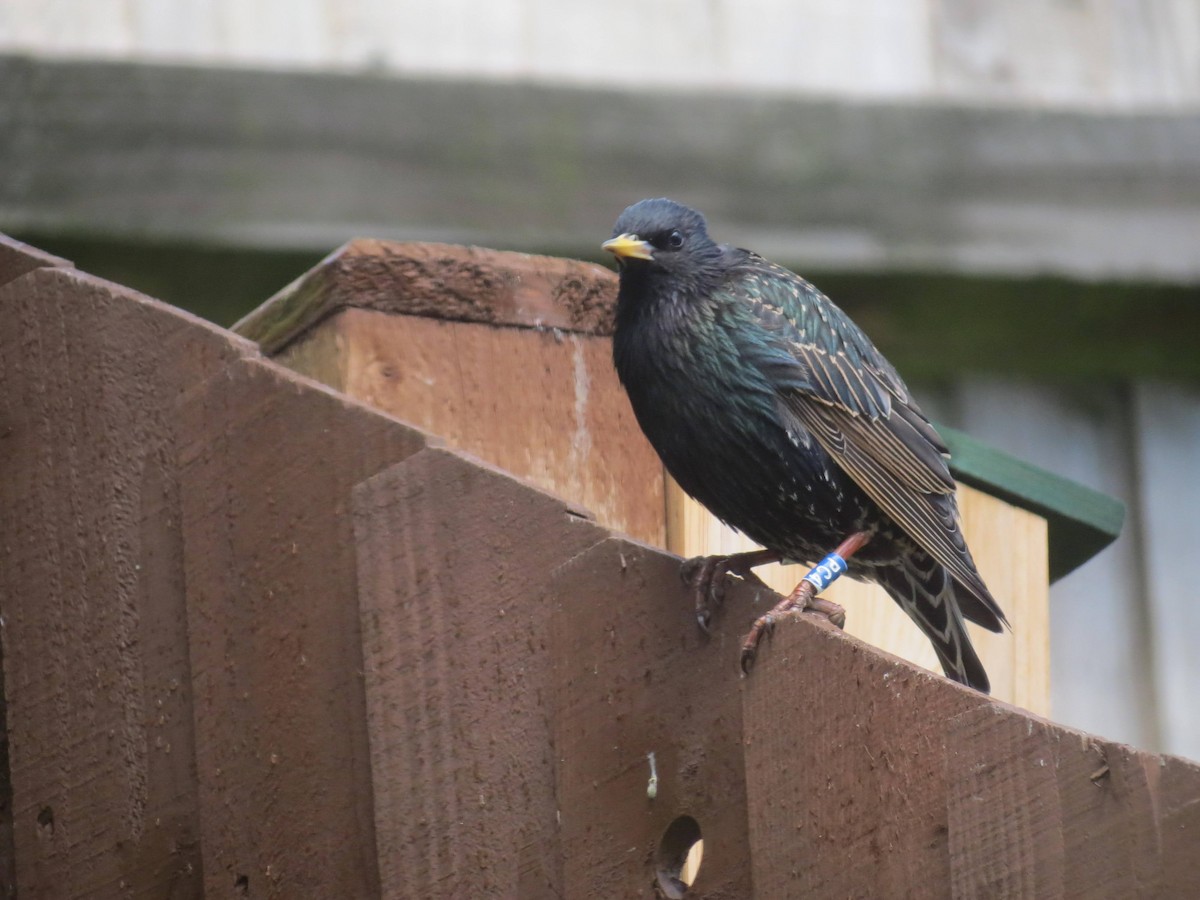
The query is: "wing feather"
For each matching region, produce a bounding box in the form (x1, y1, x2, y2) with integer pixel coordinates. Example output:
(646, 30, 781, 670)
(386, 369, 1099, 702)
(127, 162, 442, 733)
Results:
(725, 254, 1007, 631)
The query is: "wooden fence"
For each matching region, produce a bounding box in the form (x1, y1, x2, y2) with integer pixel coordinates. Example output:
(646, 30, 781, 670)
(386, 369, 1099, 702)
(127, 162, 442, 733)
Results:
(0, 233, 1196, 897)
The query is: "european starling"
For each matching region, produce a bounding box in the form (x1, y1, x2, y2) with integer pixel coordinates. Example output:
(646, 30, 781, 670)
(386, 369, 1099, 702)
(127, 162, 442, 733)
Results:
(603, 198, 1008, 692)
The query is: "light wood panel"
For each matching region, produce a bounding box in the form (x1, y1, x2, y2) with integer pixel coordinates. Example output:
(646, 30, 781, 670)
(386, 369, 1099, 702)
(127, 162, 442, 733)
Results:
(277, 306, 667, 549)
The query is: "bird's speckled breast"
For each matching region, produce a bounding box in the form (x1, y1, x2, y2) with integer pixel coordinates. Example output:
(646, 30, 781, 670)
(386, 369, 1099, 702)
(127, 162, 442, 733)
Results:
(614, 289, 873, 562)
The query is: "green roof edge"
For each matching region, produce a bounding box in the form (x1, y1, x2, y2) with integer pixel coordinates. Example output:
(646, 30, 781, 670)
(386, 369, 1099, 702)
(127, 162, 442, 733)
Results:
(937, 423, 1126, 583)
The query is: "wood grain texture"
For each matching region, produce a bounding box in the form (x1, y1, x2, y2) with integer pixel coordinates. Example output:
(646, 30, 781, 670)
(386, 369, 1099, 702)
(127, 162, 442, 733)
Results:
(547, 539, 767, 899)
(742, 618, 1200, 898)
(176, 356, 428, 898)
(5, 56, 1199, 286)
(1158, 754, 1200, 896)
(353, 447, 606, 899)
(669, 480, 1050, 714)
(946, 707, 1067, 898)
(279, 307, 667, 549)
(741, 621, 990, 898)
(236, 240, 619, 353)
(946, 704, 1200, 898)
(355, 451, 760, 897)
(0, 267, 253, 897)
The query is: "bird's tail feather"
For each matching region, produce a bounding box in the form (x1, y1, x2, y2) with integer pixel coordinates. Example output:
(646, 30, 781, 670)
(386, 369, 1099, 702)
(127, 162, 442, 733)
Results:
(877, 555, 990, 694)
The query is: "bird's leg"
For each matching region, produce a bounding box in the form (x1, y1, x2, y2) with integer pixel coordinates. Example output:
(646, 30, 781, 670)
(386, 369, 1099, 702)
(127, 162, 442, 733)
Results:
(680, 548, 781, 632)
(740, 531, 872, 674)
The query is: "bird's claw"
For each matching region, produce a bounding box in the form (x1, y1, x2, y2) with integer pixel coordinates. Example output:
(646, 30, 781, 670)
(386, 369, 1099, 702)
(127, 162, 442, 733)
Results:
(738, 587, 847, 674)
(679, 556, 706, 585)
(739, 646, 756, 675)
(681, 554, 730, 636)
(739, 614, 775, 674)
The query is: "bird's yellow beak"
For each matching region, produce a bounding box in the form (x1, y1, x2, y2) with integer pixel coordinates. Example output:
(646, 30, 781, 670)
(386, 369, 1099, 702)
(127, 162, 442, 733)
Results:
(602, 233, 654, 261)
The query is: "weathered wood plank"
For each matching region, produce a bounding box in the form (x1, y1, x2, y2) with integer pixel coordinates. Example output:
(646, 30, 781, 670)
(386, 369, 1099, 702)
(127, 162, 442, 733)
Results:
(933, 0, 1200, 107)
(740, 616, 1200, 898)
(352, 448, 607, 898)
(545, 539, 766, 898)
(4, 55, 1199, 284)
(355, 452, 762, 897)
(946, 708, 1068, 899)
(237, 240, 617, 353)
(547, 538, 764, 899)
(0, 266, 252, 897)
(945, 704, 1200, 898)
(176, 356, 428, 897)
(1158, 754, 1200, 896)
(5, 1, 1198, 110)
(741, 620, 990, 898)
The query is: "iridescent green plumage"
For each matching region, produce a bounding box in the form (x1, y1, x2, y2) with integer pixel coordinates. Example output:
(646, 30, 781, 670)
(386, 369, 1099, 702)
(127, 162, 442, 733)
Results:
(607, 198, 1008, 692)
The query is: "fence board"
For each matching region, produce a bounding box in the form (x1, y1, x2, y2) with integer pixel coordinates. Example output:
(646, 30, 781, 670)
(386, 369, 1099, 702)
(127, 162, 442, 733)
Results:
(547, 538, 762, 899)
(1159, 754, 1200, 895)
(946, 708, 1067, 898)
(176, 356, 427, 897)
(945, 704, 1200, 898)
(0, 266, 251, 897)
(1, 237, 1195, 897)
(741, 624, 988, 898)
(352, 448, 606, 898)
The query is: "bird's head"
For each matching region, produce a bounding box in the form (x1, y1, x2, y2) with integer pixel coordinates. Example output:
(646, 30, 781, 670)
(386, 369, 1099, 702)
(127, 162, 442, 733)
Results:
(602, 198, 722, 286)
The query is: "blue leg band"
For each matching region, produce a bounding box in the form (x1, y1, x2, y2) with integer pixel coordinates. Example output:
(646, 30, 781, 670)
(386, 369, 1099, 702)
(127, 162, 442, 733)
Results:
(801, 553, 848, 592)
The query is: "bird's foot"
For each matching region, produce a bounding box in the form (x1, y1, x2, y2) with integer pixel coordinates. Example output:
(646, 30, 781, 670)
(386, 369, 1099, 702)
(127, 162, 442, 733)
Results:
(739, 582, 847, 674)
(680, 549, 779, 633)
(680, 555, 725, 633)
(807, 597, 847, 629)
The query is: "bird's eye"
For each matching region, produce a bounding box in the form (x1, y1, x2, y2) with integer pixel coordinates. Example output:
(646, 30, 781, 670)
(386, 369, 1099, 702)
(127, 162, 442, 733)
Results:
(666, 230, 684, 249)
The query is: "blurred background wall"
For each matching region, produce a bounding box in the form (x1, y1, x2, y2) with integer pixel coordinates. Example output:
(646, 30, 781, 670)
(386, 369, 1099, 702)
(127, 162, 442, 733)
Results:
(2, 0, 1198, 757)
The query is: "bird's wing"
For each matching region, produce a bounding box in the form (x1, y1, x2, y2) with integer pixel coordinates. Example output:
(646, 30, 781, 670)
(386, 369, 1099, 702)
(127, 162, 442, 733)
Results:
(723, 255, 1006, 630)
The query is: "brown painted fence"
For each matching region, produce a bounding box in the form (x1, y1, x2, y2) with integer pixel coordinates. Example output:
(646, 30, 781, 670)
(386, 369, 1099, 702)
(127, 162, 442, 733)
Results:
(1, 234, 1197, 898)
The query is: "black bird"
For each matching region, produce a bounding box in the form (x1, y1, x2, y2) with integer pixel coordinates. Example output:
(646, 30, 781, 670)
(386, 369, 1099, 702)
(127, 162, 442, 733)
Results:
(603, 198, 1008, 692)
